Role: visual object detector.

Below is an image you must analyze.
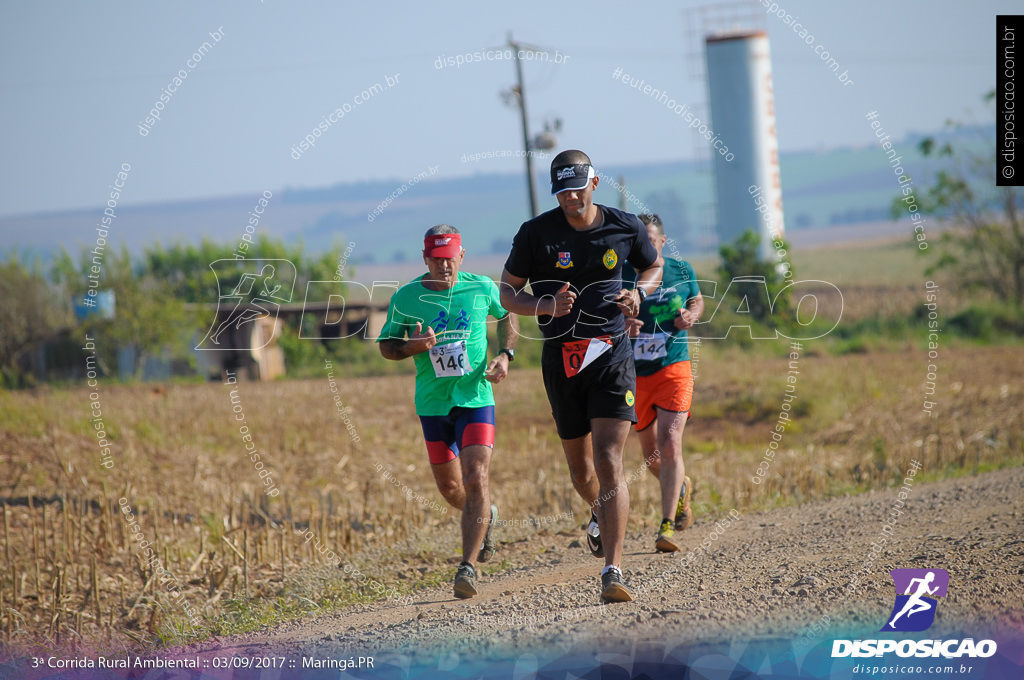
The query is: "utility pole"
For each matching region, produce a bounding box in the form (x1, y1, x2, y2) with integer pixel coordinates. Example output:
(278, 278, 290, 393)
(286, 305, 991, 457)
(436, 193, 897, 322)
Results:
(508, 33, 543, 218)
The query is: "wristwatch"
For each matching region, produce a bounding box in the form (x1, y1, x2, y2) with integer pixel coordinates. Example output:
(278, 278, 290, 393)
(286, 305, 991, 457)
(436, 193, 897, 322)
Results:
(636, 286, 649, 303)
(500, 348, 515, 362)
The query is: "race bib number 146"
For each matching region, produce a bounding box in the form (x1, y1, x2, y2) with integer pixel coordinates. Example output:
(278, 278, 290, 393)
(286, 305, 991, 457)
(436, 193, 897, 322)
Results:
(430, 340, 469, 378)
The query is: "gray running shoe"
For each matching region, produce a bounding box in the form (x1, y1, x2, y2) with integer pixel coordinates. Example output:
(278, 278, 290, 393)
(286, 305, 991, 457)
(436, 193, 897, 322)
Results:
(454, 562, 478, 599)
(600, 566, 634, 603)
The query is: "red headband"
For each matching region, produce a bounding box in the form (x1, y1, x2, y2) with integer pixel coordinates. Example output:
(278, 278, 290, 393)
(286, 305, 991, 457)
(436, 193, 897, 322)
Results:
(423, 233, 462, 258)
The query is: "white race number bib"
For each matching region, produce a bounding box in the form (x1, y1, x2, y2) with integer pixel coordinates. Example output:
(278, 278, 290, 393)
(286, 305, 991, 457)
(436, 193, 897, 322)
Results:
(430, 340, 469, 378)
(633, 332, 668, 361)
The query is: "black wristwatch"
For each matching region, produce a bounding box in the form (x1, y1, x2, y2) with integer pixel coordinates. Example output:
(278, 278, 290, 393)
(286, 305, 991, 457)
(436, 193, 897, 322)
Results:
(500, 348, 515, 362)
(636, 286, 649, 303)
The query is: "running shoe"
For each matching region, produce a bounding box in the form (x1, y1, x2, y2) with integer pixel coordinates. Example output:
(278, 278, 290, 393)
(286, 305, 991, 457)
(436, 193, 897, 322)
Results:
(478, 504, 498, 563)
(587, 511, 604, 558)
(655, 518, 680, 553)
(674, 475, 693, 531)
(600, 566, 634, 603)
(453, 562, 477, 599)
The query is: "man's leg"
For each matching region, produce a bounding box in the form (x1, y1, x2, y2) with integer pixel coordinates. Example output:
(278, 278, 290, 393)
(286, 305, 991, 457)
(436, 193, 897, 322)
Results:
(456, 445, 491, 567)
(560, 434, 599, 506)
(633, 374, 661, 478)
(651, 408, 688, 521)
(431, 458, 466, 511)
(430, 445, 492, 598)
(636, 421, 661, 478)
(590, 417, 632, 569)
(642, 363, 694, 532)
(560, 434, 605, 558)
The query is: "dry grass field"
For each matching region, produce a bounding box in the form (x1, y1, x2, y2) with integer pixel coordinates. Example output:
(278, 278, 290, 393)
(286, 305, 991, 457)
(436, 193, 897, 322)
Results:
(0, 337, 1021, 657)
(0, 235, 1019, 658)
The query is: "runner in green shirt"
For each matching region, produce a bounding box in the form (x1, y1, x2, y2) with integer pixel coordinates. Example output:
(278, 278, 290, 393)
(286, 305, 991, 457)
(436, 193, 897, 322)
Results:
(378, 224, 518, 599)
(625, 214, 704, 553)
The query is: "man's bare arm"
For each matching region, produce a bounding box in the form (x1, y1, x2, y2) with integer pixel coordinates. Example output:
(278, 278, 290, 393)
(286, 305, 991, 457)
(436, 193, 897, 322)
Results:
(497, 312, 519, 350)
(614, 257, 664, 317)
(676, 292, 705, 330)
(484, 312, 519, 384)
(378, 322, 437, 360)
(499, 269, 575, 318)
(635, 257, 664, 297)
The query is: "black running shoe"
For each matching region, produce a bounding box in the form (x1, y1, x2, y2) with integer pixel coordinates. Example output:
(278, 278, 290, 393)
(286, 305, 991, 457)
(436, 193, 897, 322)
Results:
(587, 511, 604, 558)
(478, 504, 498, 563)
(600, 566, 634, 603)
(453, 562, 477, 599)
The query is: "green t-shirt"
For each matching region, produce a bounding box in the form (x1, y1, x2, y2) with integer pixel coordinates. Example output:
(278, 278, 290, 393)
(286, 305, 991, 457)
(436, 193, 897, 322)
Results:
(625, 259, 701, 376)
(377, 272, 509, 416)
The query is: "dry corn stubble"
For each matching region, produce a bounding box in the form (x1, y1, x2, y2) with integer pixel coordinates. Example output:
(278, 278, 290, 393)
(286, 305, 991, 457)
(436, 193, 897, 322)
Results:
(0, 345, 1020, 655)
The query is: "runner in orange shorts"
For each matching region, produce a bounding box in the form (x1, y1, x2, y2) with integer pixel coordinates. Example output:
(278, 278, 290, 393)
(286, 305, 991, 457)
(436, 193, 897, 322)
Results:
(624, 214, 704, 553)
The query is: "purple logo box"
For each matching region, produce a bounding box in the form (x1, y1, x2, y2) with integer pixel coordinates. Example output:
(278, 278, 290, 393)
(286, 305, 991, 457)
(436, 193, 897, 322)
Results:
(890, 568, 949, 597)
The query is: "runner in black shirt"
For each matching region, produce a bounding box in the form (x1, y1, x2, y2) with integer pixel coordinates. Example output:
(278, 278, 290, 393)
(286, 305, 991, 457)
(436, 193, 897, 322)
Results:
(500, 149, 663, 602)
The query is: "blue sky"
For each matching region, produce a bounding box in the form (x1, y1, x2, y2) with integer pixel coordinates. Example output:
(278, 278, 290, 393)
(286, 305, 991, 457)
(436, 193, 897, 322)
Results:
(0, 0, 1010, 218)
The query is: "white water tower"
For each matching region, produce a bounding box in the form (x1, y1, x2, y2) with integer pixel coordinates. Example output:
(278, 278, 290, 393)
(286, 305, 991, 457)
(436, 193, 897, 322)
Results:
(705, 30, 784, 261)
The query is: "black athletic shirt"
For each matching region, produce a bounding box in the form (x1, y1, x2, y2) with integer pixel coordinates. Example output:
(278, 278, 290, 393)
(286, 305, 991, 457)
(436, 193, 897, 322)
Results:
(504, 204, 659, 343)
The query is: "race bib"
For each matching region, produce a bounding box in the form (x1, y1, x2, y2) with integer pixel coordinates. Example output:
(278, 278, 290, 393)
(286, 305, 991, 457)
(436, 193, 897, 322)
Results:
(562, 336, 612, 378)
(633, 332, 668, 361)
(430, 340, 469, 378)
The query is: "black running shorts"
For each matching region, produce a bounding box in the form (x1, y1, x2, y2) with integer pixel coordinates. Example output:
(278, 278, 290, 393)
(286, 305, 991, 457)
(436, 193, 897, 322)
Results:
(541, 336, 637, 440)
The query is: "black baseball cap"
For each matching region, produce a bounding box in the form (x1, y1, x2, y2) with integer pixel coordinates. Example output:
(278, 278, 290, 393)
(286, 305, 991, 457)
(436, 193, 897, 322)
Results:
(550, 163, 595, 195)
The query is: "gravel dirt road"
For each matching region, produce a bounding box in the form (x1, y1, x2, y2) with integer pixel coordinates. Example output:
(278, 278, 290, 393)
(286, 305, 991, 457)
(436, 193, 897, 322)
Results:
(187, 465, 1023, 673)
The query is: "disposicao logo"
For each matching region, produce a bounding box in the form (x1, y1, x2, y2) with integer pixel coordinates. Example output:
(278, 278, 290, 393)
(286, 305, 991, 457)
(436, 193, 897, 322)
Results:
(882, 568, 948, 632)
(831, 568, 997, 659)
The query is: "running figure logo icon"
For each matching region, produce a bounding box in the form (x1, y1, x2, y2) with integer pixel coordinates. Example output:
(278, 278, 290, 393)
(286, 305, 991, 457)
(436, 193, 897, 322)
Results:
(881, 568, 949, 632)
(429, 310, 450, 333)
(196, 259, 295, 351)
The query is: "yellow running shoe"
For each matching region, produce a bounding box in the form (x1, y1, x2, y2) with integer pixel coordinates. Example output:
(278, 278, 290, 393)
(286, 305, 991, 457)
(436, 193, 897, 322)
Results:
(655, 518, 680, 553)
(674, 475, 693, 531)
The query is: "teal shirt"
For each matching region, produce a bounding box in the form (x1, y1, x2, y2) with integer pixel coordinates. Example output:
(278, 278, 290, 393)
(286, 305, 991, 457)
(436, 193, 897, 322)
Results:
(625, 259, 701, 376)
(377, 272, 508, 416)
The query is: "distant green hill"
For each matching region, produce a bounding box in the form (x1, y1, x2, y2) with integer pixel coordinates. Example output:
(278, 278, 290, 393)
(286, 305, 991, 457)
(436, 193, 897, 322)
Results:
(0, 126, 991, 264)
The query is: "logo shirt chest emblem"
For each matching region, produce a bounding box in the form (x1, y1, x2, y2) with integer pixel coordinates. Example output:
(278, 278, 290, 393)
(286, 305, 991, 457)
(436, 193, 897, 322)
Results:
(602, 248, 618, 269)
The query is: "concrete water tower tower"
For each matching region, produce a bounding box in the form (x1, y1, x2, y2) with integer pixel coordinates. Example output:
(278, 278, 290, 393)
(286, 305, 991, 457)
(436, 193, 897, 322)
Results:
(705, 29, 784, 262)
